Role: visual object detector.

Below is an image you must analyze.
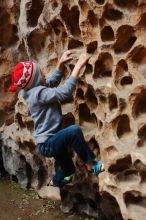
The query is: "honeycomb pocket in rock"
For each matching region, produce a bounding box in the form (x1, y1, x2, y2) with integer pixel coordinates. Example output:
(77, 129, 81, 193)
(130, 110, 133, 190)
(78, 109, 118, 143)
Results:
(103, 4, 123, 21)
(101, 26, 114, 42)
(129, 45, 146, 64)
(26, 0, 45, 27)
(108, 155, 132, 173)
(137, 13, 146, 30)
(120, 76, 133, 86)
(114, 0, 138, 9)
(60, 5, 81, 37)
(78, 103, 97, 126)
(68, 38, 83, 49)
(93, 52, 113, 78)
(86, 41, 98, 54)
(114, 25, 137, 54)
(108, 94, 118, 111)
(95, 0, 105, 5)
(123, 191, 146, 220)
(132, 89, 146, 118)
(85, 85, 98, 110)
(116, 115, 131, 139)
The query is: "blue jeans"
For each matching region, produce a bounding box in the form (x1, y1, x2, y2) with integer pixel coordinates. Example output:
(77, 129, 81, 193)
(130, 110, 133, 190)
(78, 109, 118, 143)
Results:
(38, 125, 95, 186)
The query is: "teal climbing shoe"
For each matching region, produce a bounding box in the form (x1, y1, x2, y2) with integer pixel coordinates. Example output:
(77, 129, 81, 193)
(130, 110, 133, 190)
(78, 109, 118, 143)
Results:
(90, 160, 104, 176)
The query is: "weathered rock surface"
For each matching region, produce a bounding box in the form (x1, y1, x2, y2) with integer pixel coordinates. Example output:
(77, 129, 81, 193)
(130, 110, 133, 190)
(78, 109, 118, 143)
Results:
(0, 0, 146, 219)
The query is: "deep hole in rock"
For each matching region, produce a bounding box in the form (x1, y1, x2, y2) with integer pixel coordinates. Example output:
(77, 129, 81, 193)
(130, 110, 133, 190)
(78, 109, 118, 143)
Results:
(52, 1, 58, 9)
(120, 76, 133, 86)
(129, 46, 146, 64)
(68, 39, 83, 49)
(84, 63, 93, 75)
(103, 5, 123, 21)
(108, 155, 132, 173)
(124, 191, 145, 207)
(95, 0, 105, 5)
(114, 0, 138, 9)
(15, 113, 26, 128)
(79, 103, 95, 124)
(23, 141, 36, 152)
(76, 88, 84, 99)
(115, 60, 128, 85)
(0, 7, 12, 47)
(38, 165, 48, 189)
(99, 120, 103, 129)
(101, 26, 114, 42)
(87, 10, 98, 27)
(109, 94, 118, 111)
(92, 113, 98, 125)
(28, 29, 48, 55)
(26, 0, 44, 27)
(12, 175, 18, 183)
(134, 159, 146, 182)
(100, 192, 123, 219)
(50, 19, 66, 36)
(8, 25, 19, 46)
(87, 41, 98, 53)
(114, 25, 136, 54)
(93, 53, 113, 78)
(116, 115, 131, 138)
(62, 112, 75, 128)
(88, 137, 99, 150)
(133, 89, 146, 118)
(119, 98, 127, 111)
(60, 5, 81, 37)
(117, 169, 139, 183)
(0, 110, 6, 127)
(137, 13, 146, 29)
(0, 8, 18, 47)
(138, 125, 146, 143)
(26, 162, 33, 188)
(85, 86, 98, 109)
(26, 120, 34, 131)
(117, 59, 128, 72)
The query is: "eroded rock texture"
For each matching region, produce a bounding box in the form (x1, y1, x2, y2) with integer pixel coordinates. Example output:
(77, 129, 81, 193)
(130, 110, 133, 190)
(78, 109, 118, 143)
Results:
(1, 0, 146, 219)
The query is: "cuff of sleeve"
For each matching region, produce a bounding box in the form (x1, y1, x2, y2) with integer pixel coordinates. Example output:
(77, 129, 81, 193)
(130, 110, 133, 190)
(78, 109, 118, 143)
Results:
(67, 76, 78, 84)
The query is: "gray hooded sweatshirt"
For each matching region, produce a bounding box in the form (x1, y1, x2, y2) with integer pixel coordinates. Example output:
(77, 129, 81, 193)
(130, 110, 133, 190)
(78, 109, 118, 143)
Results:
(20, 70, 77, 144)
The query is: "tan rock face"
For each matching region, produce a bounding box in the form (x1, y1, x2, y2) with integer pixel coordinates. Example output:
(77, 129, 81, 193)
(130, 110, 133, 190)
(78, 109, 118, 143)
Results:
(1, 0, 146, 219)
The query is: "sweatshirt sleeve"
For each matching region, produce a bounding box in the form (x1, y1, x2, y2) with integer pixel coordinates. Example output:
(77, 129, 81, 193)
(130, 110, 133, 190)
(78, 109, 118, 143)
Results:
(45, 70, 64, 88)
(37, 76, 78, 104)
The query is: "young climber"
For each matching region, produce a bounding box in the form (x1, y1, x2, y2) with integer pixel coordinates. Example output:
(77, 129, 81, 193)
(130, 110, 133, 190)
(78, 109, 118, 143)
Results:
(9, 50, 104, 187)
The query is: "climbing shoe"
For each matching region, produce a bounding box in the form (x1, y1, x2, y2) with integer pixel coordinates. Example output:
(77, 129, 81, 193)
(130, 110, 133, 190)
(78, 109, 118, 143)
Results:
(90, 160, 104, 176)
(61, 174, 75, 186)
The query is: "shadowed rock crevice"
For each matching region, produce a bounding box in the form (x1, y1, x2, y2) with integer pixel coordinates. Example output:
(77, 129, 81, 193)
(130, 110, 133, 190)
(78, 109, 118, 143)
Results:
(108, 155, 132, 173)
(116, 115, 131, 138)
(114, 25, 136, 54)
(132, 89, 146, 118)
(93, 53, 113, 78)
(101, 26, 115, 42)
(108, 94, 118, 111)
(114, 0, 138, 9)
(103, 4, 123, 21)
(60, 5, 81, 37)
(26, 0, 45, 27)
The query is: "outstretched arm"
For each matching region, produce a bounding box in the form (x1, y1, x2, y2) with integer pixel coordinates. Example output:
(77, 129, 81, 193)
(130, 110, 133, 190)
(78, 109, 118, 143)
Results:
(46, 50, 75, 88)
(37, 53, 91, 104)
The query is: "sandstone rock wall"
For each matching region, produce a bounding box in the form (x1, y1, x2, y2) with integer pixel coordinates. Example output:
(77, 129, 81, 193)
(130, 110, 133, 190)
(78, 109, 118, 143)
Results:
(1, 0, 146, 219)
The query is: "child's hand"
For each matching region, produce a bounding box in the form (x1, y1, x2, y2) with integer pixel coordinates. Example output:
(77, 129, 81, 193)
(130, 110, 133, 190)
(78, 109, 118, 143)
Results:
(75, 53, 91, 70)
(56, 50, 75, 72)
(71, 53, 91, 78)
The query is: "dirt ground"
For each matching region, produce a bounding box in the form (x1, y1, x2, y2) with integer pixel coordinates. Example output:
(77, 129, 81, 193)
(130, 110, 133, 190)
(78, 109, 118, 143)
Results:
(0, 178, 94, 220)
